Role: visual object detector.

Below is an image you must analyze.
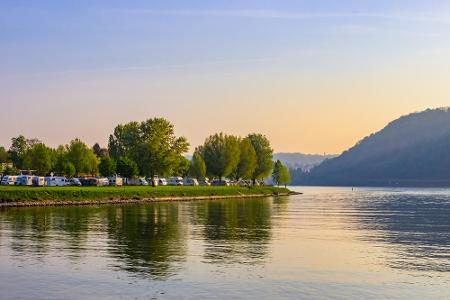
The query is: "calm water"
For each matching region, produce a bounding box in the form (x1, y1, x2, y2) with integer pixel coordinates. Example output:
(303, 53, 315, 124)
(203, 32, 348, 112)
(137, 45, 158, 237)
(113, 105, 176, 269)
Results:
(0, 186, 449, 299)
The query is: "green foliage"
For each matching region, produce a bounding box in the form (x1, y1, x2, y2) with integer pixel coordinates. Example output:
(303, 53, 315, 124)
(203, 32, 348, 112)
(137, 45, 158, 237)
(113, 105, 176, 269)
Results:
(247, 133, 274, 181)
(116, 157, 139, 178)
(8, 135, 28, 169)
(232, 138, 257, 180)
(272, 160, 290, 187)
(22, 143, 54, 175)
(93, 143, 108, 158)
(173, 156, 190, 177)
(108, 118, 189, 177)
(200, 133, 240, 180)
(66, 139, 99, 176)
(0, 146, 9, 163)
(64, 162, 76, 178)
(99, 156, 116, 177)
(189, 151, 206, 179)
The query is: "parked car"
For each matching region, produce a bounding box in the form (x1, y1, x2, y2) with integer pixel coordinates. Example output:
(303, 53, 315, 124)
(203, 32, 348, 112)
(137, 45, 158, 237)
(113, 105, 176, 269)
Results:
(79, 177, 99, 186)
(184, 177, 199, 186)
(1, 175, 17, 185)
(32, 176, 45, 187)
(108, 176, 123, 186)
(158, 178, 168, 186)
(167, 177, 183, 186)
(127, 177, 148, 186)
(69, 178, 82, 186)
(146, 177, 159, 186)
(15, 175, 34, 186)
(45, 176, 68, 186)
(211, 179, 230, 186)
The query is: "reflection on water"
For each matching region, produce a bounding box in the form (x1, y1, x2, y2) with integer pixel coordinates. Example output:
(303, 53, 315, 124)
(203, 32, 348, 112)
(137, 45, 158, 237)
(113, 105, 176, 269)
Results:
(0, 187, 449, 299)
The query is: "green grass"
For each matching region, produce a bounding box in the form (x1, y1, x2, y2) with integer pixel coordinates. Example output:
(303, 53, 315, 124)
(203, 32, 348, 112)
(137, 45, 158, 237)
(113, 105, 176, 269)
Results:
(0, 185, 290, 202)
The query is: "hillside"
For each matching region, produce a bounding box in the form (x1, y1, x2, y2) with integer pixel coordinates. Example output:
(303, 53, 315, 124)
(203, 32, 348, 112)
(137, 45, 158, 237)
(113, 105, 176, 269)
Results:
(273, 153, 337, 171)
(302, 108, 450, 187)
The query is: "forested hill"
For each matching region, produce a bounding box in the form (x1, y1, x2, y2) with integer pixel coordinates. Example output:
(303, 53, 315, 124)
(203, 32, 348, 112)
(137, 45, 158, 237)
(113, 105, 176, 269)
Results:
(301, 108, 450, 187)
(273, 153, 337, 171)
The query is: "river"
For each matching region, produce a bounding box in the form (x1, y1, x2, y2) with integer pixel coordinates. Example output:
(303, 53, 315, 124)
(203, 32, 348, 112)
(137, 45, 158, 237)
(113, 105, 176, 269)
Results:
(0, 186, 449, 299)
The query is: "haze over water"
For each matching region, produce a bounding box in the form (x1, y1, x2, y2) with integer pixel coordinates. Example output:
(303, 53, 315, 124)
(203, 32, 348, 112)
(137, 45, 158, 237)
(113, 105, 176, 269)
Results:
(0, 187, 448, 299)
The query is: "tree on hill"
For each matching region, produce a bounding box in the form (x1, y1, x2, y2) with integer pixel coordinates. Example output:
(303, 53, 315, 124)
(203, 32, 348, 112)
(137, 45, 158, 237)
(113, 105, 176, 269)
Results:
(200, 133, 240, 181)
(247, 133, 274, 184)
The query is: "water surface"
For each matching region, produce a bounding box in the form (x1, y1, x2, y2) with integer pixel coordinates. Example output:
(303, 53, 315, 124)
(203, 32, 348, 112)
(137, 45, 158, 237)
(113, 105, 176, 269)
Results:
(0, 186, 449, 299)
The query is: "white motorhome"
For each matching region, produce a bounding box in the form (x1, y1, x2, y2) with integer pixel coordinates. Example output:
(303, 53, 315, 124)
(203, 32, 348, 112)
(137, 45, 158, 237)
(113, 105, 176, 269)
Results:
(158, 178, 168, 186)
(15, 175, 34, 186)
(32, 176, 45, 186)
(1, 175, 17, 185)
(45, 176, 68, 187)
(167, 177, 183, 186)
(126, 177, 148, 186)
(108, 176, 123, 186)
(184, 177, 199, 186)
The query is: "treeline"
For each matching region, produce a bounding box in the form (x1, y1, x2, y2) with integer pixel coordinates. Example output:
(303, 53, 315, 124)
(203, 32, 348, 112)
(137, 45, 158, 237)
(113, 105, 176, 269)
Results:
(0, 117, 291, 185)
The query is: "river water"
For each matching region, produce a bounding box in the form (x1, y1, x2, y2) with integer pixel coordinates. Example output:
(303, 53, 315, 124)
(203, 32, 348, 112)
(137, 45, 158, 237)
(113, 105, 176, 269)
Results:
(0, 186, 449, 299)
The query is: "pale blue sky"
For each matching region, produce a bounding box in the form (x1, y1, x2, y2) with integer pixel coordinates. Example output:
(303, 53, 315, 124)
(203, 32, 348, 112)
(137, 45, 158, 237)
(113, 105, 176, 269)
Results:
(2, 1, 450, 153)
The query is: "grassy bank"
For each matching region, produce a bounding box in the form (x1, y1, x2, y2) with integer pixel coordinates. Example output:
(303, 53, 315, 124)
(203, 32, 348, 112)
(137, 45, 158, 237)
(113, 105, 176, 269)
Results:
(0, 185, 291, 203)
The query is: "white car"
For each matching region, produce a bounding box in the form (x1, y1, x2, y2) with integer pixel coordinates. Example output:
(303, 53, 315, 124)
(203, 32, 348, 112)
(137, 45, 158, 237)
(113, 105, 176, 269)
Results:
(184, 177, 199, 186)
(158, 178, 168, 186)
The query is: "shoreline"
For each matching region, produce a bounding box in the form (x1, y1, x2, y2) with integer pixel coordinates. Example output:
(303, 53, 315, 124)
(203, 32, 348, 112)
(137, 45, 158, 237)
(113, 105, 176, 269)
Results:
(0, 191, 300, 208)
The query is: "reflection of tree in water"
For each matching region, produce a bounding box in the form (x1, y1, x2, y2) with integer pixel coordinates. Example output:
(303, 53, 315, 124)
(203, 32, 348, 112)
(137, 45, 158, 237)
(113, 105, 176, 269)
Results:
(192, 198, 273, 265)
(1, 206, 101, 261)
(352, 193, 450, 272)
(105, 203, 186, 279)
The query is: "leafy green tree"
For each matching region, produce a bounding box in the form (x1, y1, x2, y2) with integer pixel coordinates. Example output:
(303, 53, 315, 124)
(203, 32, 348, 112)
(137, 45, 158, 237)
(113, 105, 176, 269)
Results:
(99, 156, 116, 177)
(93, 143, 108, 158)
(232, 138, 257, 180)
(53, 145, 68, 175)
(108, 118, 189, 184)
(173, 156, 190, 177)
(272, 160, 290, 187)
(22, 143, 54, 175)
(64, 162, 76, 178)
(189, 151, 206, 180)
(0, 146, 9, 163)
(66, 139, 99, 176)
(201, 133, 240, 181)
(247, 133, 274, 184)
(116, 157, 139, 178)
(8, 135, 28, 169)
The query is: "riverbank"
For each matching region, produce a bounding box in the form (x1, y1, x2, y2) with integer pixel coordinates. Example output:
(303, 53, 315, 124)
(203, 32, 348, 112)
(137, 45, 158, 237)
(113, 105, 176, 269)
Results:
(0, 186, 297, 207)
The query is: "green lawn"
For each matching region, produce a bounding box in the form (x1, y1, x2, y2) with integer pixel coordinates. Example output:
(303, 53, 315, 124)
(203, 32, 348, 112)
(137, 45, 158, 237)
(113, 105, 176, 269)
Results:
(0, 185, 290, 202)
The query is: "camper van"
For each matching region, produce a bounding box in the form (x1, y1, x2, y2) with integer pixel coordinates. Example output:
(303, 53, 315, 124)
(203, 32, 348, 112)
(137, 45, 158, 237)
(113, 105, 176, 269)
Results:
(183, 177, 199, 186)
(127, 177, 148, 186)
(167, 177, 184, 186)
(108, 176, 123, 186)
(45, 176, 68, 187)
(1, 175, 17, 185)
(158, 178, 168, 186)
(15, 175, 34, 186)
(32, 176, 45, 187)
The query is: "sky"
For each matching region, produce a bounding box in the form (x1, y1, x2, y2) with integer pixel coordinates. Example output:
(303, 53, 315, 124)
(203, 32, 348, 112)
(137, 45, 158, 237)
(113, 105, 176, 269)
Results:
(2, 0, 450, 154)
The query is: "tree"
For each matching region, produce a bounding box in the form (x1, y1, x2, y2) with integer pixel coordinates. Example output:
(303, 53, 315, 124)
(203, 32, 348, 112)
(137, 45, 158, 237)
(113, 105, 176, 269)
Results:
(99, 156, 116, 177)
(8, 135, 28, 169)
(232, 138, 257, 181)
(116, 157, 139, 179)
(22, 143, 54, 175)
(200, 133, 240, 181)
(64, 162, 76, 178)
(93, 143, 108, 158)
(0, 146, 9, 163)
(247, 133, 274, 184)
(189, 151, 206, 180)
(108, 118, 189, 184)
(66, 139, 99, 176)
(272, 160, 291, 187)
